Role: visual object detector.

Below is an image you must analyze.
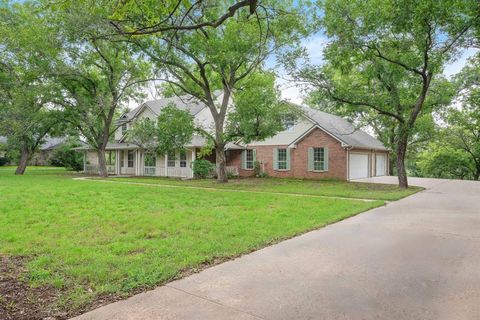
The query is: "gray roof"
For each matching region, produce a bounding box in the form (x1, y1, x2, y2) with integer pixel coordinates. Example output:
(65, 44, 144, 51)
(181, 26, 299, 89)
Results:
(0, 136, 6, 144)
(75, 135, 207, 151)
(40, 137, 68, 150)
(298, 105, 388, 151)
(120, 94, 208, 123)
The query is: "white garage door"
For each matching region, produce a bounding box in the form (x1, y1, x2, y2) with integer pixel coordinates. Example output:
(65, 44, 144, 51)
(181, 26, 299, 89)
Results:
(349, 153, 369, 180)
(375, 154, 386, 176)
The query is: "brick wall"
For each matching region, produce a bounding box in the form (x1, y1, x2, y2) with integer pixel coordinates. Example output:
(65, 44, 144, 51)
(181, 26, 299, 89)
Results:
(227, 128, 348, 180)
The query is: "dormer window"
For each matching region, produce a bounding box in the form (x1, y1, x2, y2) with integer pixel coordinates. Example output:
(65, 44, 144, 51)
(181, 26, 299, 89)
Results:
(283, 116, 295, 132)
(121, 123, 128, 135)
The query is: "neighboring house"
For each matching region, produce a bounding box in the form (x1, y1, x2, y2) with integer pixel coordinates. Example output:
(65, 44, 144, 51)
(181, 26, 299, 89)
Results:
(78, 94, 389, 180)
(30, 137, 68, 166)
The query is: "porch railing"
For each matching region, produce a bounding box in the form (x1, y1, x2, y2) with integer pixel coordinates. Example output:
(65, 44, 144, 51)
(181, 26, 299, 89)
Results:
(144, 166, 156, 176)
(84, 164, 116, 175)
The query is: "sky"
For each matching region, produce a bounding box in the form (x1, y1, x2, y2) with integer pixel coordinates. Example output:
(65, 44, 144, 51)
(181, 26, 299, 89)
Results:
(275, 33, 479, 105)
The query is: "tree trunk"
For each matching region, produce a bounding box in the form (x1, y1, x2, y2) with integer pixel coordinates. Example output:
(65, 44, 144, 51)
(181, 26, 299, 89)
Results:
(15, 148, 29, 175)
(396, 134, 409, 189)
(215, 143, 228, 183)
(97, 148, 108, 178)
(474, 168, 480, 181)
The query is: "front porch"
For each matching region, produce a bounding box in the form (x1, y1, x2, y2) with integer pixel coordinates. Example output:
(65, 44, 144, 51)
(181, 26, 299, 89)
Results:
(83, 148, 197, 179)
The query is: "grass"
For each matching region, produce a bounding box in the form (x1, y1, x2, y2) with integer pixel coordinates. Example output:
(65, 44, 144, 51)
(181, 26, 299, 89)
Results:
(109, 176, 422, 201)
(0, 167, 419, 317)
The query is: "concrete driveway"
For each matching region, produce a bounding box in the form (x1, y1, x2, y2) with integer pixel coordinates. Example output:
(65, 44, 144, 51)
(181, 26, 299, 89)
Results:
(75, 177, 480, 320)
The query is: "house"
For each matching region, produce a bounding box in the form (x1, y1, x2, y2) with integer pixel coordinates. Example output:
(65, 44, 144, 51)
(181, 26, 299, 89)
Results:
(0, 136, 68, 165)
(31, 137, 68, 166)
(78, 94, 389, 180)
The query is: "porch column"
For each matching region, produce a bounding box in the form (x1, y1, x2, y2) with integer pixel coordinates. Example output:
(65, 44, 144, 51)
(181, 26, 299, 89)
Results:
(164, 153, 168, 177)
(190, 148, 196, 178)
(138, 150, 144, 176)
(83, 151, 87, 173)
(115, 150, 120, 175)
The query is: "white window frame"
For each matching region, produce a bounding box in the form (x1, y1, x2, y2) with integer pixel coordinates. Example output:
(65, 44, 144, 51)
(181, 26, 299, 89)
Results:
(180, 150, 187, 168)
(283, 116, 295, 132)
(127, 150, 134, 168)
(167, 151, 176, 167)
(121, 123, 128, 135)
(277, 148, 288, 170)
(245, 149, 254, 169)
(313, 147, 326, 171)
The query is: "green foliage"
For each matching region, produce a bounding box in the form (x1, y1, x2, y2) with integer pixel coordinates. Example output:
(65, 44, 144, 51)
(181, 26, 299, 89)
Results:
(49, 141, 83, 171)
(226, 71, 300, 143)
(156, 105, 195, 155)
(0, 2, 64, 171)
(290, 0, 478, 187)
(192, 159, 215, 178)
(417, 143, 474, 179)
(125, 118, 158, 154)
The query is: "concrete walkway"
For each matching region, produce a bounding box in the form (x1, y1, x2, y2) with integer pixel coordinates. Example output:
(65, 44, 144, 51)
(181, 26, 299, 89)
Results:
(75, 177, 480, 320)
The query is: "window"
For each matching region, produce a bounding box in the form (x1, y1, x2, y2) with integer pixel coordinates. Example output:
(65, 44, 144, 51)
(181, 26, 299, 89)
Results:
(245, 149, 254, 169)
(313, 147, 326, 171)
(167, 151, 176, 167)
(106, 151, 116, 165)
(283, 116, 295, 132)
(120, 151, 124, 167)
(128, 150, 134, 168)
(180, 150, 187, 168)
(121, 123, 128, 135)
(145, 153, 156, 167)
(277, 148, 287, 170)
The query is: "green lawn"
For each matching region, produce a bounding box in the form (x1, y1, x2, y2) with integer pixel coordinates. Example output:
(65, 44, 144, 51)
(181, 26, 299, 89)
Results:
(110, 176, 422, 201)
(0, 167, 418, 318)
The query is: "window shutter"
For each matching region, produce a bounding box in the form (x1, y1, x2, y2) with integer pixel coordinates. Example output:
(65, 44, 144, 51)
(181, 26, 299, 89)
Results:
(253, 149, 257, 162)
(241, 150, 246, 170)
(286, 148, 291, 171)
(273, 148, 278, 170)
(324, 147, 329, 171)
(307, 147, 314, 171)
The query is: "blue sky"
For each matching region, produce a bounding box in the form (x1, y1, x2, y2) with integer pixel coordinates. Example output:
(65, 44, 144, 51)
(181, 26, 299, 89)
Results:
(276, 33, 479, 104)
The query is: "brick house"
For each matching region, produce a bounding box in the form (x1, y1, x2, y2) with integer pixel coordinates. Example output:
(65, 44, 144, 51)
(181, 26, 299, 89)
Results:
(226, 105, 389, 180)
(77, 94, 388, 180)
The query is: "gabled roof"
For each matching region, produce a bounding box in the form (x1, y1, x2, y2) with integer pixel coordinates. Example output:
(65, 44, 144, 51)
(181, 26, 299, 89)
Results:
(119, 93, 212, 123)
(294, 104, 388, 151)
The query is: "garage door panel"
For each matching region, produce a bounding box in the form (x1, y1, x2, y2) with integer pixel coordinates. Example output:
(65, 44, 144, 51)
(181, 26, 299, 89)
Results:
(349, 153, 369, 180)
(376, 154, 386, 177)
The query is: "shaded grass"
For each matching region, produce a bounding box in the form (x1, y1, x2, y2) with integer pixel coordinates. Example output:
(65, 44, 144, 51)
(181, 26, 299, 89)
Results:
(109, 176, 422, 201)
(0, 167, 388, 317)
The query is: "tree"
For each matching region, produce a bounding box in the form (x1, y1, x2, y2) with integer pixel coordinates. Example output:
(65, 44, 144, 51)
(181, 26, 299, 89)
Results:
(417, 142, 474, 179)
(49, 3, 152, 177)
(289, 0, 479, 188)
(0, 1, 63, 175)
(131, 1, 308, 182)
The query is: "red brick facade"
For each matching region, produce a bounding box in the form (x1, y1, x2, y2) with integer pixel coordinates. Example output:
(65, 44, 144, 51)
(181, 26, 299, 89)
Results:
(225, 127, 389, 180)
(227, 128, 348, 180)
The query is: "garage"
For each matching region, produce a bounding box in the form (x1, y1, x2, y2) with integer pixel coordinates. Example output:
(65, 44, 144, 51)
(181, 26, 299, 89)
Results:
(349, 153, 370, 180)
(375, 154, 386, 176)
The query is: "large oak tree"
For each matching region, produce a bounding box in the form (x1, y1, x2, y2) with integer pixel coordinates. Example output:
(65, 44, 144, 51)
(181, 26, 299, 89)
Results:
(290, 0, 479, 188)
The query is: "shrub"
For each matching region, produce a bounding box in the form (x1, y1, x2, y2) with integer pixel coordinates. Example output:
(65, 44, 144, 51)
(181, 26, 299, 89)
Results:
(227, 171, 238, 179)
(253, 161, 262, 177)
(0, 157, 8, 166)
(49, 143, 83, 171)
(192, 159, 215, 179)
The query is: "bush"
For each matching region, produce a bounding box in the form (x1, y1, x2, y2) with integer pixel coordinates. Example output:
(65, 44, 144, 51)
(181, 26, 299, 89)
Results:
(192, 159, 215, 179)
(0, 157, 8, 166)
(253, 161, 268, 178)
(227, 171, 238, 179)
(49, 143, 83, 171)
